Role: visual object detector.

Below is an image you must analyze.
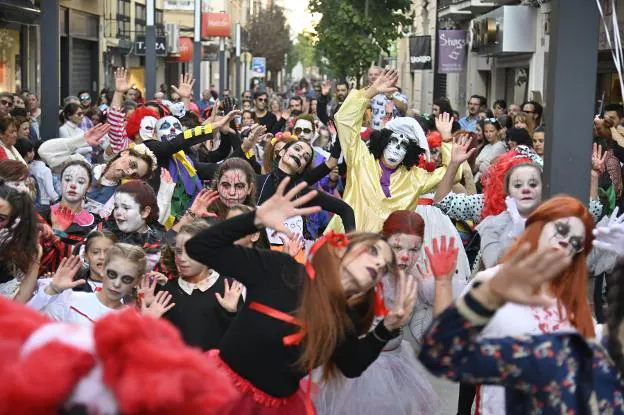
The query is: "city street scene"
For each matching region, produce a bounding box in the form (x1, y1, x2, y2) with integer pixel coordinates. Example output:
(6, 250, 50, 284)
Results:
(0, 0, 623, 414)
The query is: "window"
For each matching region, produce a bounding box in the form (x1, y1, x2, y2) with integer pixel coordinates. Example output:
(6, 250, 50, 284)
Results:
(155, 9, 165, 36)
(135, 3, 146, 35)
(164, 0, 194, 10)
(116, 0, 131, 39)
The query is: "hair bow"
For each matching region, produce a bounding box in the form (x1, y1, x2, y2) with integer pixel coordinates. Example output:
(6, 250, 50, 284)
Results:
(513, 145, 543, 169)
(305, 231, 349, 279)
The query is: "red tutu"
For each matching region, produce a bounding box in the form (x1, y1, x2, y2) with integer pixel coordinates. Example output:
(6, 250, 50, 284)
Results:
(206, 350, 314, 415)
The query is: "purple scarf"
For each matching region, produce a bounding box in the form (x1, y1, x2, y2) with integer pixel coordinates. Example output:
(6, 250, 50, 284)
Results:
(379, 159, 397, 198)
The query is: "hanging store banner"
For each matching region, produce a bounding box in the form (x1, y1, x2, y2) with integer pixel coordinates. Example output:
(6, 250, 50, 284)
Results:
(201, 12, 231, 38)
(409, 36, 432, 71)
(438, 30, 467, 73)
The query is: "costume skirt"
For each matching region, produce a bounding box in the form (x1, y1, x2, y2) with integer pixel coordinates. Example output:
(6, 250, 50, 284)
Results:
(313, 341, 440, 415)
(206, 350, 313, 415)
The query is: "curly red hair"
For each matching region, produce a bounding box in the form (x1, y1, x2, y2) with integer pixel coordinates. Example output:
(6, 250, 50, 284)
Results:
(480, 151, 537, 219)
(125, 106, 159, 139)
(501, 195, 595, 338)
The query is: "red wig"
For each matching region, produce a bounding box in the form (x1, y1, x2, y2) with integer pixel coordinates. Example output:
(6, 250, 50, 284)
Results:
(381, 210, 425, 239)
(480, 151, 538, 219)
(501, 195, 595, 338)
(125, 106, 159, 139)
(426, 131, 442, 149)
(0, 297, 236, 414)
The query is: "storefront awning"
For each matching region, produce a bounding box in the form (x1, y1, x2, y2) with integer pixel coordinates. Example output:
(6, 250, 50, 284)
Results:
(0, 0, 40, 25)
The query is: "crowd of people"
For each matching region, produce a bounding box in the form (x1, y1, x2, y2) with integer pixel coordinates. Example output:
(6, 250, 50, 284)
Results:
(0, 65, 623, 415)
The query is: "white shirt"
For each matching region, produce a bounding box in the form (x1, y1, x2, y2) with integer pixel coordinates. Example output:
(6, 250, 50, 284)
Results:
(28, 278, 116, 327)
(30, 160, 59, 205)
(177, 270, 220, 295)
(59, 121, 82, 138)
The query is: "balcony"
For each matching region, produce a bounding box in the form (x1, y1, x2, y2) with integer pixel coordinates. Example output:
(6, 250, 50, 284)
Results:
(438, 0, 514, 21)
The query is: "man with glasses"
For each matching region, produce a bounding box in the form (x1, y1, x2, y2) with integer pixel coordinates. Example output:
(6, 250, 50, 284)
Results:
(253, 91, 279, 133)
(522, 100, 543, 126)
(0, 92, 14, 118)
(459, 94, 486, 132)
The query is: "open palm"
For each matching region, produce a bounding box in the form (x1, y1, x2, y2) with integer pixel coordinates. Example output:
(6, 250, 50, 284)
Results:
(52, 256, 84, 291)
(372, 69, 399, 95)
(424, 236, 458, 281)
(451, 135, 476, 165)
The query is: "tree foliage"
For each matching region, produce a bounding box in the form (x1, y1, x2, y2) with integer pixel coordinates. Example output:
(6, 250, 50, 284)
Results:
(246, 5, 291, 76)
(287, 32, 317, 73)
(310, 0, 412, 83)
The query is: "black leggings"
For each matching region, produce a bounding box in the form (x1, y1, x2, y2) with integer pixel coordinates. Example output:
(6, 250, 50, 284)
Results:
(457, 382, 476, 415)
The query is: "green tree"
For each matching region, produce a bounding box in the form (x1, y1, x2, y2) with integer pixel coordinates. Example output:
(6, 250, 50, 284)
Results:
(287, 32, 317, 74)
(309, 0, 412, 85)
(246, 4, 291, 77)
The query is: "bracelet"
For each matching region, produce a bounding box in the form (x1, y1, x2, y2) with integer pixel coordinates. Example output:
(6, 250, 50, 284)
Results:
(49, 282, 63, 294)
(186, 209, 197, 220)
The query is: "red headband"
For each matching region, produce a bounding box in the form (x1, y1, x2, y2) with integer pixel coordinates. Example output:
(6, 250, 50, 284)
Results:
(305, 231, 349, 279)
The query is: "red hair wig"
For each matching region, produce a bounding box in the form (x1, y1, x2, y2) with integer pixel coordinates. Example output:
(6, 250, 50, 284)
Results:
(125, 106, 159, 139)
(501, 195, 595, 338)
(426, 131, 442, 149)
(480, 151, 538, 219)
(381, 210, 425, 239)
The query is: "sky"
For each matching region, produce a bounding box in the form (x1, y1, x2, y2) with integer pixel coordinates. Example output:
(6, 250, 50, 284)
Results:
(281, 0, 316, 39)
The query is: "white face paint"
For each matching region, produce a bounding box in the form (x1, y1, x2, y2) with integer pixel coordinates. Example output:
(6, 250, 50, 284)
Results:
(507, 165, 543, 215)
(383, 132, 410, 167)
(156, 116, 183, 142)
(61, 165, 90, 204)
(537, 216, 586, 258)
(294, 119, 314, 142)
(139, 116, 158, 141)
(113, 192, 146, 233)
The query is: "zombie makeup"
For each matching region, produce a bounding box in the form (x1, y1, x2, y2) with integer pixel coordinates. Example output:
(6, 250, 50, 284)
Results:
(4, 179, 29, 194)
(506, 166, 542, 215)
(538, 216, 585, 258)
(101, 257, 140, 302)
(61, 165, 90, 204)
(139, 116, 158, 141)
(156, 116, 183, 142)
(383, 132, 410, 167)
(218, 169, 251, 207)
(113, 192, 148, 233)
(279, 142, 313, 174)
(388, 233, 423, 271)
(294, 119, 314, 142)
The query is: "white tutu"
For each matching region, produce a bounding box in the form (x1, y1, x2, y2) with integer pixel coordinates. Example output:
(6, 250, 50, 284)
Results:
(313, 341, 440, 415)
(410, 198, 471, 342)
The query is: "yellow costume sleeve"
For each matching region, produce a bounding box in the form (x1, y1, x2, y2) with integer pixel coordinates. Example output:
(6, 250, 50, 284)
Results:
(334, 89, 370, 167)
(409, 142, 463, 195)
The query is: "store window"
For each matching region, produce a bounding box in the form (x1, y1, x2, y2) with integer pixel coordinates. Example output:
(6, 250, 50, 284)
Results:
(135, 3, 146, 35)
(156, 9, 165, 35)
(0, 29, 21, 93)
(505, 67, 529, 105)
(117, 0, 131, 39)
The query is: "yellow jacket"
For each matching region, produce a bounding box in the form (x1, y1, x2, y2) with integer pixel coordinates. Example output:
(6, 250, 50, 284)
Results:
(325, 89, 461, 233)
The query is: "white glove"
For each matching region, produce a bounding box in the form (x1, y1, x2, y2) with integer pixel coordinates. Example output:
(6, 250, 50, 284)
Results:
(505, 196, 526, 238)
(593, 206, 624, 253)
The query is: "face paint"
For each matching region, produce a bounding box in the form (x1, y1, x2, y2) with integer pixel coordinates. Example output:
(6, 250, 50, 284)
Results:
(537, 216, 586, 258)
(279, 142, 313, 174)
(102, 257, 140, 302)
(388, 233, 423, 271)
(507, 166, 543, 215)
(61, 165, 90, 204)
(293, 119, 314, 142)
(4, 179, 30, 194)
(340, 240, 393, 295)
(383, 132, 410, 167)
(156, 116, 183, 142)
(113, 192, 147, 233)
(218, 169, 250, 207)
(139, 116, 158, 141)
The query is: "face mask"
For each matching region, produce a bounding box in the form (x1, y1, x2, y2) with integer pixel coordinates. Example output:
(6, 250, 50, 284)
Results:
(113, 192, 146, 233)
(156, 116, 183, 142)
(62, 165, 90, 204)
(383, 133, 410, 167)
(139, 116, 158, 141)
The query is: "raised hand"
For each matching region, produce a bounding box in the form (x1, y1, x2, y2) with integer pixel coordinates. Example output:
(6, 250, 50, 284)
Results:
(160, 168, 173, 185)
(213, 109, 242, 133)
(171, 73, 196, 99)
(424, 236, 458, 281)
(415, 258, 434, 280)
(84, 124, 111, 147)
(367, 68, 399, 98)
(321, 80, 332, 97)
(46, 256, 84, 294)
(279, 232, 305, 258)
(487, 244, 571, 307)
(141, 290, 175, 318)
(114, 67, 131, 93)
(593, 206, 624, 253)
(280, 107, 291, 121)
(189, 189, 220, 218)
(254, 178, 321, 238)
(137, 273, 158, 307)
(591, 142, 608, 175)
(450, 134, 476, 165)
(435, 112, 455, 141)
(383, 271, 418, 331)
(215, 279, 243, 312)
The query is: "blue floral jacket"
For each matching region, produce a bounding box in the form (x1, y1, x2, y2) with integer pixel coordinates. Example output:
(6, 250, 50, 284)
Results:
(419, 292, 624, 414)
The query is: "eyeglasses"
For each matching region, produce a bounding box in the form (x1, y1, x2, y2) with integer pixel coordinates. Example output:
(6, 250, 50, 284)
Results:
(484, 118, 498, 123)
(80, 95, 91, 101)
(0, 99, 13, 107)
(256, 97, 266, 102)
(294, 127, 312, 135)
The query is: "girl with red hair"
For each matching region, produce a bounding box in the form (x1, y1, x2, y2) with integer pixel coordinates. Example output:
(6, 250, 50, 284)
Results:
(314, 210, 440, 415)
(433, 195, 597, 415)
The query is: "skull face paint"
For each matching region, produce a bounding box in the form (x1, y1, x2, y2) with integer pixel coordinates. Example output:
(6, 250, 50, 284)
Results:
(383, 132, 410, 168)
(113, 192, 147, 233)
(61, 165, 90, 204)
(156, 116, 183, 142)
(139, 116, 158, 141)
(218, 169, 251, 207)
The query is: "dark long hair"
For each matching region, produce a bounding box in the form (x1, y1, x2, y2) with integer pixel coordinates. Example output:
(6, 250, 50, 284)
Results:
(0, 185, 38, 272)
(368, 128, 424, 170)
(211, 157, 257, 217)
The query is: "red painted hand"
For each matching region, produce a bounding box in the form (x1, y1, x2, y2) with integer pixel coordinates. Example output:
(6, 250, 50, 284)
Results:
(424, 236, 458, 281)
